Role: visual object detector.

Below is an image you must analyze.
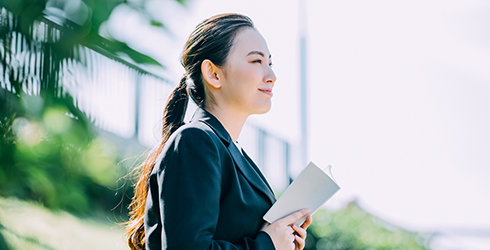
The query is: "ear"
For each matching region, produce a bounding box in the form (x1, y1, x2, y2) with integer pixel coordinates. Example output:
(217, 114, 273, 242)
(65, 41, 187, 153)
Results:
(201, 59, 222, 89)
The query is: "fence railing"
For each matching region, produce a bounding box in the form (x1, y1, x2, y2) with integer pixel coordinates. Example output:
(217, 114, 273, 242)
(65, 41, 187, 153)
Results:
(0, 7, 292, 190)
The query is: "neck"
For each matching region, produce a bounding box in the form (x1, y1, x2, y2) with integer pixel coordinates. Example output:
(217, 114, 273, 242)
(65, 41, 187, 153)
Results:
(205, 105, 248, 142)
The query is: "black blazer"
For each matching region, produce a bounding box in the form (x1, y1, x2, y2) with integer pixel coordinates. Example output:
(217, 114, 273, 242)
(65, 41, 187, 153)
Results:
(144, 108, 277, 250)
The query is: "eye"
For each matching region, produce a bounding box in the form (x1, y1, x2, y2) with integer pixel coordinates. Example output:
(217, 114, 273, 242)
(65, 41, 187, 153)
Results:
(252, 59, 262, 64)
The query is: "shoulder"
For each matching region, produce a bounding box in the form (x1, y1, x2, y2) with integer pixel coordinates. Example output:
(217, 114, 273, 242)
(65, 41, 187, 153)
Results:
(159, 121, 227, 163)
(170, 121, 221, 147)
(154, 121, 227, 175)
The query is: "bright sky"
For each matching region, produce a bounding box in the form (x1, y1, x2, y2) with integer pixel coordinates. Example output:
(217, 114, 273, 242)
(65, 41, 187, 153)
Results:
(109, 0, 490, 237)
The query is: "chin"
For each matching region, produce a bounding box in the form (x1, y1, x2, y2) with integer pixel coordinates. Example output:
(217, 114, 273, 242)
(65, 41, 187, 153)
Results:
(255, 103, 272, 114)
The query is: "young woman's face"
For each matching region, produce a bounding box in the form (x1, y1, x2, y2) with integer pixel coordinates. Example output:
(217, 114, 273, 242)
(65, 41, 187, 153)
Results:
(219, 27, 276, 115)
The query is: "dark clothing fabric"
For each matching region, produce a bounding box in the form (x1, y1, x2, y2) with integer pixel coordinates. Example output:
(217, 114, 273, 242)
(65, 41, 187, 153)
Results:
(144, 108, 277, 250)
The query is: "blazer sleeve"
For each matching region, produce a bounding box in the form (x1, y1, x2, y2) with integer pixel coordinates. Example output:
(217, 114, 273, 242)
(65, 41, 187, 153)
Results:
(153, 127, 275, 250)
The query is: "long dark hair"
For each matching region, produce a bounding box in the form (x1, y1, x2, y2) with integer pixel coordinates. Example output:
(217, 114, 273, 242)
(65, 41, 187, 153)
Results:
(125, 13, 254, 250)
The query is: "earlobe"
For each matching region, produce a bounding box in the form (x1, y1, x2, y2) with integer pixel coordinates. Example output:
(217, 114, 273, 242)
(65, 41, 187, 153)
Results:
(201, 59, 222, 89)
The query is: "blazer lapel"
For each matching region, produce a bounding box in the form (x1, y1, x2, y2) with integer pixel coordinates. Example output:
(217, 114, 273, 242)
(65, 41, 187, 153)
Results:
(192, 108, 276, 205)
(228, 142, 276, 205)
(242, 150, 276, 201)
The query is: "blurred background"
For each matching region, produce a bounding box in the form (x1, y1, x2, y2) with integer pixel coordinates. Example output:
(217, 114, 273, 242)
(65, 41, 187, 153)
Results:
(1, 0, 489, 249)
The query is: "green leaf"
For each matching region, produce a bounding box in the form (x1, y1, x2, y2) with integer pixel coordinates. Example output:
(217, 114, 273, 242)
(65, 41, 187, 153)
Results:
(175, 0, 187, 5)
(117, 42, 163, 66)
(83, 33, 163, 67)
(150, 20, 164, 28)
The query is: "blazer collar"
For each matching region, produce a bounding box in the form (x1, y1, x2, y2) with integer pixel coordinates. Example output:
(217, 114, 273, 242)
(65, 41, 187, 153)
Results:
(191, 108, 232, 147)
(191, 108, 276, 205)
(242, 149, 276, 203)
(228, 143, 276, 205)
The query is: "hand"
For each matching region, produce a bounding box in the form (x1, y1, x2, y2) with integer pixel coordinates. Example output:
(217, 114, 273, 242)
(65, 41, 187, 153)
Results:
(261, 209, 311, 250)
(292, 215, 312, 250)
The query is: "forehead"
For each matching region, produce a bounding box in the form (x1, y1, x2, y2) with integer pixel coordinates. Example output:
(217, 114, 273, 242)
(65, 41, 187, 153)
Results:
(230, 28, 270, 57)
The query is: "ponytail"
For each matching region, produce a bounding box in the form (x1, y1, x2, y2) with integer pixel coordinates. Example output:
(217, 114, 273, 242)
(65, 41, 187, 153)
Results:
(125, 75, 189, 250)
(162, 75, 189, 135)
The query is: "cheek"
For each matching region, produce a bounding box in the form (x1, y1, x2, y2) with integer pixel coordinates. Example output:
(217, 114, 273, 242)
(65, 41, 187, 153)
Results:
(233, 65, 253, 78)
(237, 66, 262, 87)
(224, 62, 264, 101)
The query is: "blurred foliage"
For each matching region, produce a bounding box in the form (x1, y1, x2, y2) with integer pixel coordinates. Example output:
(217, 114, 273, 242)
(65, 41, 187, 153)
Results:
(305, 202, 431, 250)
(1, 90, 108, 214)
(0, 224, 10, 250)
(0, 0, 185, 217)
(0, 0, 179, 66)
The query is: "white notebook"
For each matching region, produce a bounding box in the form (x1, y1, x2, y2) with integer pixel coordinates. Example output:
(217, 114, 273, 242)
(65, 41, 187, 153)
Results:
(263, 162, 341, 225)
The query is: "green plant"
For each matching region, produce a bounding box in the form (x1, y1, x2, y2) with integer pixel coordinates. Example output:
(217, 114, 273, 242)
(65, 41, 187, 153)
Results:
(0, 0, 185, 214)
(305, 202, 430, 250)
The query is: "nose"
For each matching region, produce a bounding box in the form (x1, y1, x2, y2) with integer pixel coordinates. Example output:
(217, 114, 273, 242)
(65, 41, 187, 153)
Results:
(265, 67, 276, 87)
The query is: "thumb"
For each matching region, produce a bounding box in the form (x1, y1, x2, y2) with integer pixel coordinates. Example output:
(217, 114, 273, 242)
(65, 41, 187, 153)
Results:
(277, 208, 311, 225)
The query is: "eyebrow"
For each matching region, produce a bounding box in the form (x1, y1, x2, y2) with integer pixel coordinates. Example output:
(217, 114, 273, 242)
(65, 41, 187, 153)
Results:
(247, 51, 272, 58)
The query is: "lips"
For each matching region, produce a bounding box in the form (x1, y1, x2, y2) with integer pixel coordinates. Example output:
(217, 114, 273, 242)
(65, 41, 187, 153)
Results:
(259, 88, 273, 96)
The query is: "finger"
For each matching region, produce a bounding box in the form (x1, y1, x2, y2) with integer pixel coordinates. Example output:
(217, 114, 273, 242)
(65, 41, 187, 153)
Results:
(292, 224, 307, 239)
(278, 208, 311, 225)
(300, 215, 313, 229)
(294, 234, 305, 250)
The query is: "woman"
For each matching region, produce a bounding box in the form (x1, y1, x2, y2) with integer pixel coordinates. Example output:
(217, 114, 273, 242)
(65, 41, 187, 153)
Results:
(125, 13, 312, 250)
